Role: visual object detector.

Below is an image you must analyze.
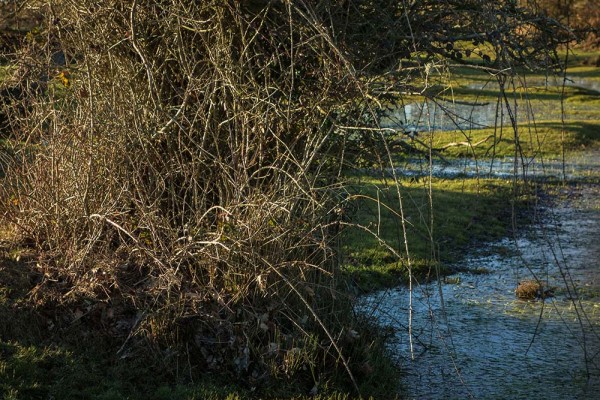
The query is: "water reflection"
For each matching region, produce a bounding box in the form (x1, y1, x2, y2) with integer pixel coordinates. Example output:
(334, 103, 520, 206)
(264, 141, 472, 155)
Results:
(365, 75, 600, 398)
(390, 152, 600, 180)
(381, 99, 504, 132)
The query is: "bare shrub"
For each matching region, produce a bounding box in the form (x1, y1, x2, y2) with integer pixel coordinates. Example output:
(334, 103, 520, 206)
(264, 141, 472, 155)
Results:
(533, 0, 600, 49)
(1, 1, 368, 387)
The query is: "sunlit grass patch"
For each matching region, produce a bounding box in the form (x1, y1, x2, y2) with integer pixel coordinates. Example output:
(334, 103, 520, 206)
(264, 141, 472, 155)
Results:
(564, 65, 600, 80)
(426, 119, 600, 159)
(435, 81, 599, 104)
(563, 50, 600, 68)
(0, 65, 16, 83)
(341, 176, 523, 291)
(438, 55, 600, 104)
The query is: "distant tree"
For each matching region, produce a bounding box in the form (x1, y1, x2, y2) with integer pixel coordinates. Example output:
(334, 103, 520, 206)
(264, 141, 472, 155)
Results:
(532, 0, 599, 48)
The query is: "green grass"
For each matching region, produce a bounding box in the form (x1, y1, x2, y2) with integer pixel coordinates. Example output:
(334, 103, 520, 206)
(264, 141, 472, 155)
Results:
(564, 65, 600, 80)
(562, 49, 600, 68)
(444, 84, 600, 103)
(347, 53, 600, 293)
(0, 337, 248, 400)
(420, 49, 600, 105)
(340, 176, 527, 291)
(0, 317, 384, 400)
(395, 52, 600, 161)
(0, 327, 397, 400)
(425, 119, 600, 159)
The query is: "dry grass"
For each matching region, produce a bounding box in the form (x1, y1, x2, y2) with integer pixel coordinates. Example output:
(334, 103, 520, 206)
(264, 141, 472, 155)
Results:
(0, 1, 387, 391)
(515, 279, 554, 300)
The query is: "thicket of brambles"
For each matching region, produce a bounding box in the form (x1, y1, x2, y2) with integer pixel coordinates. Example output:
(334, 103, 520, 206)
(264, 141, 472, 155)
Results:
(0, 0, 578, 395)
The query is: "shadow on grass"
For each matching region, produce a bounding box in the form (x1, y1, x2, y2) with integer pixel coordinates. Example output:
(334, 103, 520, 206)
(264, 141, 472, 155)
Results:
(565, 66, 600, 79)
(537, 120, 600, 151)
(0, 247, 402, 400)
(0, 253, 251, 400)
(448, 84, 599, 102)
(428, 119, 600, 159)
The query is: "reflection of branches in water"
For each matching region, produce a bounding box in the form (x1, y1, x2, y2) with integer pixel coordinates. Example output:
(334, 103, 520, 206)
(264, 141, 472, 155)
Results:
(360, 182, 600, 397)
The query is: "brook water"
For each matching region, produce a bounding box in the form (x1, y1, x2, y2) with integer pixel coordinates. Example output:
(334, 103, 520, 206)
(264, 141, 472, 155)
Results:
(359, 79, 600, 398)
(359, 184, 600, 398)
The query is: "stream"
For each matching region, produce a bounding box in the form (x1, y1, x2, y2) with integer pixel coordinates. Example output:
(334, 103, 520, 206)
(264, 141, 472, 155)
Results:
(391, 151, 600, 180)
(358, 77, 600, 399)
(358, 184, 600, 399)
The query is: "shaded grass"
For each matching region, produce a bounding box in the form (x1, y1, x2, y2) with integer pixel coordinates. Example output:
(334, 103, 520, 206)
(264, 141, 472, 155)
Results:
(0, 336, 398, 400)
(341, 176, 526, 292)
(444, 84, 600, 104)
(562, 50, 600, 68)
(423, 51, 600, 109)
(0, 249, 400, 400)
(0, 336, 250, 400)
(563, 65, 600, 80)
(0, 336, 397, 400)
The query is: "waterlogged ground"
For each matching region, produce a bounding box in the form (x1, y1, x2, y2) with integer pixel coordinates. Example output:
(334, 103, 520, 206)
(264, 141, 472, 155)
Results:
(358, 172, 600, 399)
(381, 77, 600, 132)
(391, 152, 600, 180)
(358, 67, 600, 398)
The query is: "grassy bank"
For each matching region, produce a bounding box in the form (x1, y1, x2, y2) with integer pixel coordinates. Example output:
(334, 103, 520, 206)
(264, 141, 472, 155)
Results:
(0, 242, 400, 400)
(345, 52, 600, 293)
(340, 175, 530, 292)
(427, 119, 600, 159)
